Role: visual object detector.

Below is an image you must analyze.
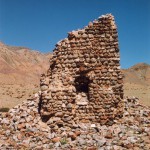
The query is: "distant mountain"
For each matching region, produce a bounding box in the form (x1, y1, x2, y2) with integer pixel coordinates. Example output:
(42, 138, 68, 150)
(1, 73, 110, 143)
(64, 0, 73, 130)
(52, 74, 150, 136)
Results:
(122, 63, 150, 86)
(122, 63, 150, 106)
(0, 42, 51, 84)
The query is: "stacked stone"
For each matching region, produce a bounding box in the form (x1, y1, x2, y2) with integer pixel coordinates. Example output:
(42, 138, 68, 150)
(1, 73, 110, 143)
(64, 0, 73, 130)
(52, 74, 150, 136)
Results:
(0, 93, 51, 149)
(40, 14, 124, 128)
(0, 95, 150, 149)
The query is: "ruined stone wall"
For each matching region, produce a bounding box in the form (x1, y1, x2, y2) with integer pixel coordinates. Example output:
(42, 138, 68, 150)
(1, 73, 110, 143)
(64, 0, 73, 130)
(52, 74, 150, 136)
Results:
(40, 14, 124, 127)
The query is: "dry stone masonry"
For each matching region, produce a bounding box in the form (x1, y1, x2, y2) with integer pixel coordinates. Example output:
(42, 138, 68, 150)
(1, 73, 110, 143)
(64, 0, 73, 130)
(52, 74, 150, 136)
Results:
(0, 14, 150, 149)
(40, 14, 124, 127)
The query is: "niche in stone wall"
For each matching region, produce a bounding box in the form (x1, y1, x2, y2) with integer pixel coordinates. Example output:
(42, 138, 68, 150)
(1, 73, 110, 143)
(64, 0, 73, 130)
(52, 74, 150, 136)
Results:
(75, 74, 90, 104)
(50, 60, 56, 71)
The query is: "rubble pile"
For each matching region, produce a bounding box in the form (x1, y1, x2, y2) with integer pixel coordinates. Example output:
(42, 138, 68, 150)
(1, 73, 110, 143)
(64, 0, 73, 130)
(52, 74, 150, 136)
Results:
(0, 14, 149, 149)
(0, 95, 149, 149)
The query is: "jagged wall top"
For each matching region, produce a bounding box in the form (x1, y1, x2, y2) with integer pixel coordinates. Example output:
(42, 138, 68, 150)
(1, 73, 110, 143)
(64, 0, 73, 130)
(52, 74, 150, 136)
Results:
(54, 14, 117, 51)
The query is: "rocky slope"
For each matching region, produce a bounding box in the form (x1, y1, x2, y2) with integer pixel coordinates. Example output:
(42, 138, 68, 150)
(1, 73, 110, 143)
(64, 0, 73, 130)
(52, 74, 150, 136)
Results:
(0, 42, 51, 108)
(0, 42, 51, 84)
(122, 63, 150, 86)
(123, 63, 150, 106)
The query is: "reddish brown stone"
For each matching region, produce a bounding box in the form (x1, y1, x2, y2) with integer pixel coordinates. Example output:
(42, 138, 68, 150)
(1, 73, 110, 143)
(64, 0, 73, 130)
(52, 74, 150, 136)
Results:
(75, 130, 81, 136)
(17, 123, 25, 130)
(52, 137, 61, 143)
(87, 147, 97, 150)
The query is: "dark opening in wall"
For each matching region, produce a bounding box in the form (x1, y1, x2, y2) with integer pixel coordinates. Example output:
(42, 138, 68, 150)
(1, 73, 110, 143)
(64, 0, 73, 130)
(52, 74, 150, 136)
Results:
(50, 61, 56, 70)
(75, 75, 90, 94)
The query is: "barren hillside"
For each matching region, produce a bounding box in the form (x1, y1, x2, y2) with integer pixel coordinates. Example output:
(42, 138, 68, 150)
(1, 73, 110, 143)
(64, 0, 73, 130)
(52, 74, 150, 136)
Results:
(123, 63, 150, 106)
(0, 42, 51, 108)
(0, 42, 51, 84)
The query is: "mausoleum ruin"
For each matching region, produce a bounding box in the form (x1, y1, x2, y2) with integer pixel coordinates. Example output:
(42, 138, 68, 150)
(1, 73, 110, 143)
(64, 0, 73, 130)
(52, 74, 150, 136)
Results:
(40, 14, 124, 126)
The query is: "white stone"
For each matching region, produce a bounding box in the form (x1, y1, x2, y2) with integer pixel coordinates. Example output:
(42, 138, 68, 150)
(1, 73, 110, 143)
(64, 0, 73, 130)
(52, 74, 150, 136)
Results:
(76, 101, 88, 105)
(91, 124, 96, 128)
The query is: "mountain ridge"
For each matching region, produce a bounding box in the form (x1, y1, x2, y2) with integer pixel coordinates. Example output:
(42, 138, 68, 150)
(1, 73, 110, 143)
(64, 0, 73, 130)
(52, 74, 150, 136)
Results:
(0, 42, 51, 84)
(122, 63, 150, 86)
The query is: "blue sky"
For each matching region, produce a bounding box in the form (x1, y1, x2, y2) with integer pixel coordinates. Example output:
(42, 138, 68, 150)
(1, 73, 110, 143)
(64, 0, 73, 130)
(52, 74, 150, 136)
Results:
(0, 0, 149, 68)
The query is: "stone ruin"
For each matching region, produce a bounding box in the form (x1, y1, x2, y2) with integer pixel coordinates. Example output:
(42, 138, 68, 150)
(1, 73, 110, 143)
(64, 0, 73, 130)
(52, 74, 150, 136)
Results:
(0, 14, 149, 149)
(40, 14, 124, 126)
